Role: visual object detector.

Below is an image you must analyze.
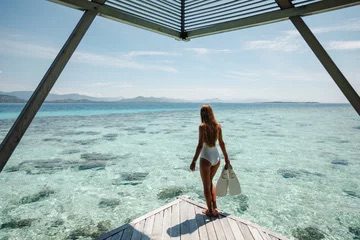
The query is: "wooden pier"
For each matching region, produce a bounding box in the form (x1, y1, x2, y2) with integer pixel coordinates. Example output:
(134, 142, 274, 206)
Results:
(98, 196, 289, 240)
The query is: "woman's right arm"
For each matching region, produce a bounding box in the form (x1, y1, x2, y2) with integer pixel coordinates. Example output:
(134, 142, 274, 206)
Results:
(218, 125, 230, 168)
(190, 124, 204, 171)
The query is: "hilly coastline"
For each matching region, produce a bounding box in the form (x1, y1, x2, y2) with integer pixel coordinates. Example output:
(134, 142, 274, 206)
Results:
(0, 94, 25, 103)
(0, 91, 186, 103)
(0, 91, 320, 104)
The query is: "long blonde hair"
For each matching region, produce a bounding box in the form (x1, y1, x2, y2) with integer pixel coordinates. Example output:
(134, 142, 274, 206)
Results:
(200, 105, 218, 146)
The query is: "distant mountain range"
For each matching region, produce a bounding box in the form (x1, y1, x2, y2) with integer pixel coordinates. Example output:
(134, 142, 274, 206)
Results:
(0, 91, 190, 103)
(0, 91, 321, 104)
(0, 94, 26, 103)
(0, 91, 116, 102)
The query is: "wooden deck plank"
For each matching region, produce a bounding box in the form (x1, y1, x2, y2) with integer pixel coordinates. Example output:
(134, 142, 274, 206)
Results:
(237, 222, 255, 240)
(194, 206, 209, 240)
(269, 235, 280, 240)
(259, 231, 272, 240)
(248, 225, 265, 240)
(178, 197, 288, 240)
(142, 215, 155, 239)
(152, 211, 164, 239)
(200, 209, 217, 240)
(219, 214, 236, 240)
(186, 202, 200, 240)
(210, 215, 226, 240)
(131, 220, 145, 240)
(227, 218, 245, 240)
(240, 220, 285, 240)
(131, 199, 181, 225)
(161, 207, 172, 240)
(170, 201, 180, 240)
(179, 200, 191, 240)
(183, 197, 288, 240)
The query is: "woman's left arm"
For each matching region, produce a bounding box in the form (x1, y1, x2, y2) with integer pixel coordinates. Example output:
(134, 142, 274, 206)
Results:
(190, 125, 203, 171)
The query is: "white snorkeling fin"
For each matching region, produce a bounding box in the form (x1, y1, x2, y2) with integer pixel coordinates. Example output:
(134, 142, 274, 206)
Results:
(216, 167, 229, 197)
(228, 166, 241, 195)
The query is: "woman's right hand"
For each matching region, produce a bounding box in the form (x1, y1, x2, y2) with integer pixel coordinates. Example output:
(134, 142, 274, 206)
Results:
(225, 160, 231, 169)
(190, 161, 196, 171)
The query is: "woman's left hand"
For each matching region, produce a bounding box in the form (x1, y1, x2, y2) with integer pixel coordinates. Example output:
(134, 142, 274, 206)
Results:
(190, 161, 196, 171)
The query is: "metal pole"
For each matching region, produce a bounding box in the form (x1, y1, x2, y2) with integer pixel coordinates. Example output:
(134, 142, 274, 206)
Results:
(290, 16, 360, 115)
(275, 0, 360, 115)
(180, 0, 187, 39)
(0, 0, 106, 172)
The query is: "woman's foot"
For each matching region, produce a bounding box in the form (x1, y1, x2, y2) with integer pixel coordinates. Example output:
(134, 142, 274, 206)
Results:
(212, 208, 219, 217)
(202, 208, 219, 217)
(202, 209, 213, 217)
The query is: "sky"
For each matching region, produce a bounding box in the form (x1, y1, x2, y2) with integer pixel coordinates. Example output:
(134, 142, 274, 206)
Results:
(0, 1, 359, 102)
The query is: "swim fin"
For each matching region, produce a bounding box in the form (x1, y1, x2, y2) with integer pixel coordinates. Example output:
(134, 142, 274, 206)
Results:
(228, 166, 241, 195)
(216, 167, 229, 197)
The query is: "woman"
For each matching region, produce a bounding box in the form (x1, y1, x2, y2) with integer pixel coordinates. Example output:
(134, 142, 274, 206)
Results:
(190, 105, 230, 217)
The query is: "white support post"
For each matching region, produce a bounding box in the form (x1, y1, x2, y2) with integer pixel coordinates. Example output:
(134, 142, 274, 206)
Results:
(0, 0, 106, 172)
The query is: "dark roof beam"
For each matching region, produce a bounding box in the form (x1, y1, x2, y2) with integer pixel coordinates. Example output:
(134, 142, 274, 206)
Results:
(50, 0, 181, 39)
(186, 1, 277, 26)
(186, 0, 261, 17)
(107, 0, 181, 28)
(187, 0, 360, 39)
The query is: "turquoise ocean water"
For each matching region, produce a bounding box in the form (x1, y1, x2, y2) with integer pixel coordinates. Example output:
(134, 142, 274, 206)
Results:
(0, 102, 359, 240)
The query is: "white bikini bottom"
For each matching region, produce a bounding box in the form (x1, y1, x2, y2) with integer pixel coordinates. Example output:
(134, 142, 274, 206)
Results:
(200, 145, 220, 166)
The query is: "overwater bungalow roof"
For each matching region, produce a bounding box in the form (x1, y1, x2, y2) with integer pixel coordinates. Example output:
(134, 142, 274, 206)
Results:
(50, 0, 359, 40)
(0, 0, 359, 171)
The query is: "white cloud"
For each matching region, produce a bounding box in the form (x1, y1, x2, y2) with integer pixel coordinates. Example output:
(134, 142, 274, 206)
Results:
(73, 51, 177, 72)
(243, 31, 302, 52)
(244, 18, 360, 52)
(0, 39, 177, 73)
(283, 18, 360, 36)
(224, 70, 260, 80)
(326, 41, 360, 50)
(185, 48, 232, 55)
(268, 71, 327, 82)
(0, 70, 2, 74)
(0, 39, 57, 59)
(224, 68, 328, 82)
(313, 18, 360, 34)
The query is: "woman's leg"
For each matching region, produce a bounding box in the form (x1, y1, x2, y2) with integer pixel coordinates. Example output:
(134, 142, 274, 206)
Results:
(199, 158, 213, 213)
(210, 160, 220, 211)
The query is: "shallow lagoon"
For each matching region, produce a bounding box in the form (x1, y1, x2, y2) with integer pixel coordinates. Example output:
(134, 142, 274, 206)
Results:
(0, 103, 359, 239)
